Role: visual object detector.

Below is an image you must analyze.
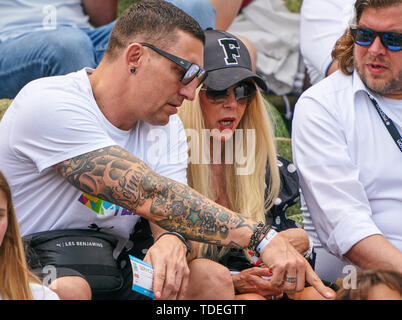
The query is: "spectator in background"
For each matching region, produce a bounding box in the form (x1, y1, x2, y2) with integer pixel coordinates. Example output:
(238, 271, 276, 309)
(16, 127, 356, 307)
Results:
(0, 0, 248, 99)
(166, 0, 259, 71)
(300, 0, 355, 85)
(0, 171, 59, 300)
(227, 0, 303, 97)
(336, 269, 402, 300)
(292, 0, 402, 284)
(0, 0, 118, 99)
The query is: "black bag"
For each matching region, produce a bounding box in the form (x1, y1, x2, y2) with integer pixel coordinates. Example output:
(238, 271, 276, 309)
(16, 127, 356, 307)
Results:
(23, 229, 124, 295)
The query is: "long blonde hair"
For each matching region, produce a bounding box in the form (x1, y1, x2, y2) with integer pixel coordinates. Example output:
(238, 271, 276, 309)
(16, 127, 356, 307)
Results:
(178, 86, 280, 260)
(0, 171, 40, 300)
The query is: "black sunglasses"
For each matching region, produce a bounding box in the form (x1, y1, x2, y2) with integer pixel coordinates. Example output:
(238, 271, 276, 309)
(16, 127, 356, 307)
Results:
(139, 42, 207, 86)
(350, 27, 402, 51)
(200, 81, 257, 105)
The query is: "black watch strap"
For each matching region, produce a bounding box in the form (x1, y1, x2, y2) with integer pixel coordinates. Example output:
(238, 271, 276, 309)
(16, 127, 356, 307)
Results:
(155, 232, 191, 255)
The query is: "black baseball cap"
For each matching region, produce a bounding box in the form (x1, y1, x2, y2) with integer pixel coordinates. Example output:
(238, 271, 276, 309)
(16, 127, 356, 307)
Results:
(203, 29, 267, 92)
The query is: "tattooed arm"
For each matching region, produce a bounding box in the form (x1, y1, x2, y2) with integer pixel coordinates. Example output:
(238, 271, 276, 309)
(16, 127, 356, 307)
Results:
(55, 145, 334, 298)
(55, 145, 253, 248)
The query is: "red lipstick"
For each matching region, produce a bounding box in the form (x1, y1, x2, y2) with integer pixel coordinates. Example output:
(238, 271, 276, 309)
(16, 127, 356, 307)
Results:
(218, 117, 235, 131)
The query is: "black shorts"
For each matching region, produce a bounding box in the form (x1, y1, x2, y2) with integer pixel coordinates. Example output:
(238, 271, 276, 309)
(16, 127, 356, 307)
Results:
(32, 251, 151, 300)
(24, 229, 152, 300)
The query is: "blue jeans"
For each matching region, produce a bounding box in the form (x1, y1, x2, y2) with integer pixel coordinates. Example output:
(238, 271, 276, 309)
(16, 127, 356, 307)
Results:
(0, 0, 216, 99)
(165, 0, 216, 30)
(0, 22, 115, 99)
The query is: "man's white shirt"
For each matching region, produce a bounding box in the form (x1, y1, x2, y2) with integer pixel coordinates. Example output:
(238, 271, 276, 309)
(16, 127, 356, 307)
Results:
(292, 70, 402, 258)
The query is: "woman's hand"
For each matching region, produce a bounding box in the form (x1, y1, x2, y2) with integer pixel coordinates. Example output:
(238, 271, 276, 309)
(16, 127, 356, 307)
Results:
(232, 267, 283, 299)
(260, 233, 335, 299)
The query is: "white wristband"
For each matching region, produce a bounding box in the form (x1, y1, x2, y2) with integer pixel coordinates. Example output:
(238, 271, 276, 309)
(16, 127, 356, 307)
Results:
(256, 228, 278, 255)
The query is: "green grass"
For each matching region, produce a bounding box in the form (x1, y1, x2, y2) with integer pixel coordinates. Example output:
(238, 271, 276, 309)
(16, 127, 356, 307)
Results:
(118, 0, 141, 16)
(0, 99, 10, 120)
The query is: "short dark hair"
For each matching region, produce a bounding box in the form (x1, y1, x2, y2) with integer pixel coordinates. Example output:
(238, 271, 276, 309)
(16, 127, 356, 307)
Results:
(105, 0, 205, 60)
(332, 0, 402, 75)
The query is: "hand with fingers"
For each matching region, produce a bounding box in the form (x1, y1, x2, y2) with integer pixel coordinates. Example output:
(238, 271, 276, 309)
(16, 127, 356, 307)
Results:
(143, 233, 190, 300)
(260, 232, 335, 299)
(232, 266, 284, 299)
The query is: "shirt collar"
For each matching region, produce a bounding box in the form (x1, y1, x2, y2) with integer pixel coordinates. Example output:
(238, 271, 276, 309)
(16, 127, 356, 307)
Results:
(351, 69, 389, 102)
(352, 69, 370, 97)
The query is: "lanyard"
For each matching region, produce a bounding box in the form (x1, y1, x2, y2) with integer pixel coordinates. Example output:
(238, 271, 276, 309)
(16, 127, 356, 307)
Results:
(365, 92, 402, 153)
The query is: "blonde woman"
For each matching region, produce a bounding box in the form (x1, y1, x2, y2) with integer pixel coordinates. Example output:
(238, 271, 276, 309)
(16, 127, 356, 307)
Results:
(177, 30, 324, 300)
(0, 171, 59, 300)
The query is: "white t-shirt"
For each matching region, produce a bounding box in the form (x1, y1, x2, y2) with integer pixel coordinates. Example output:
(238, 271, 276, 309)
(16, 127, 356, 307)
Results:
(300, 0, 355, 84)
(292, 70, 402, 258)
(30, 283, 60, 300)
(0, 68, 188, 253)
(228, 0, 301, 95)
(0, 283, 59, 300)
(0, 0, 92, 42)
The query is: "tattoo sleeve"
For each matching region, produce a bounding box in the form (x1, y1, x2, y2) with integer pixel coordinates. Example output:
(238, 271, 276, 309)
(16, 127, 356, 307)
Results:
(55, 145, 257, 248)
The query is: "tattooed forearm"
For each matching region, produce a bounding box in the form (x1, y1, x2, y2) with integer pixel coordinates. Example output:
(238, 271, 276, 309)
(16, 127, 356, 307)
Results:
(55, 145, 257, 248)
(140, 170, 255, 248)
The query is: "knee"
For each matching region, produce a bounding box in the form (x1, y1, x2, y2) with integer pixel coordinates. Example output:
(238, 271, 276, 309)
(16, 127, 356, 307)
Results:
(186, 259, 234, 299)
(207, 261, 233, 289)
(43, 29, 95, 74)
(191, 258, 232, 283)
(49, 276, 92, 300)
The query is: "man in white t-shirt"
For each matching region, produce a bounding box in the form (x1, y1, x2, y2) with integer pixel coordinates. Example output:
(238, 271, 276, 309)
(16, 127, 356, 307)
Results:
(292, 0, 402, 284)
(0, 0, 229, 301)
(0, 0, 333, 301)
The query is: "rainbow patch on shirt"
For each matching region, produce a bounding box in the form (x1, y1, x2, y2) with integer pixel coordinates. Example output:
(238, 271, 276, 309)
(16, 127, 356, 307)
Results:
(78, 193, 134, 216)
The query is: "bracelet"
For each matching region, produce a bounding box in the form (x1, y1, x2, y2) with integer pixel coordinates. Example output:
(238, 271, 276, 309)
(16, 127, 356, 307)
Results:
(247, 222, 272, 256)
(155, 232, 191, 256)
(247, 222, 266, 252)
(256, 228, 278, 255)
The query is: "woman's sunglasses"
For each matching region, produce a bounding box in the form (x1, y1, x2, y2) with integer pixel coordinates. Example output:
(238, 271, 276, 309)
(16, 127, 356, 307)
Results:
(200, 81, 257, 105)
(140, 43, 207, 86)
(350, 27, 402, 51)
